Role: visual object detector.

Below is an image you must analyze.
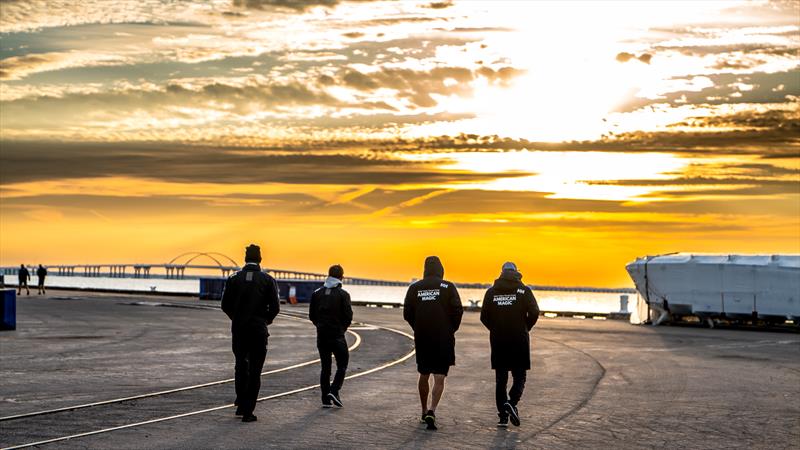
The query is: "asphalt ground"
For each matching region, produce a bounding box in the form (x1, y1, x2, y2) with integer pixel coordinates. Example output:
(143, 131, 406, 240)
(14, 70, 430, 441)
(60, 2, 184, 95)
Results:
(1, 290, 798, 449)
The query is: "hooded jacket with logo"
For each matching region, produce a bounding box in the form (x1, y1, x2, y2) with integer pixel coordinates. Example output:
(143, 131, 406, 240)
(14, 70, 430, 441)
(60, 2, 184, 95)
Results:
(480, 271, 540, 370)
(403, 257, 464, 368)
(221, 263, 280, 334)
(309, 277, 353, 338)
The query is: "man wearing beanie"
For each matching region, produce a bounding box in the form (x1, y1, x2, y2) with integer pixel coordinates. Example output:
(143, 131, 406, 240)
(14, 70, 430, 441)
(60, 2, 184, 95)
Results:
(309, 264, 353, 408)
(221, 244, 280, 423)
(480, 262, 540, 427)
(403, 256, 463, 430)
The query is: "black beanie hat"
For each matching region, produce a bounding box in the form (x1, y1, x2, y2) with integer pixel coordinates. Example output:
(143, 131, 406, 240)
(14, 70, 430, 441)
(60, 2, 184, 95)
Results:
(245, 244, 262, 263)
(328, 264, 344, 280)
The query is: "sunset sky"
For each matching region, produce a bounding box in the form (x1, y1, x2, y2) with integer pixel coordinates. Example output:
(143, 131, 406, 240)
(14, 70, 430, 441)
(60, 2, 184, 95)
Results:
(0, 0, 798, 286)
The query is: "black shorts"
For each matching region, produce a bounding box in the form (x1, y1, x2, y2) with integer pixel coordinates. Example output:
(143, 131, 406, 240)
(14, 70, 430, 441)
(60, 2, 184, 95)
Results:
(417, 364, 449, 376)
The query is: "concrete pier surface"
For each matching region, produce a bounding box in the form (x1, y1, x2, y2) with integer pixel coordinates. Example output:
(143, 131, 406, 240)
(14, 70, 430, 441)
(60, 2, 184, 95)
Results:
(1, 290, 798, 449)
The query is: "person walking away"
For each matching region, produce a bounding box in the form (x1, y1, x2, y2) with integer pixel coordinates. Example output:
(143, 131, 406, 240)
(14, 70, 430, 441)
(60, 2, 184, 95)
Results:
(403, 256, 463, 430)
(480, 262, 540, 428)
(221, 244, 280, 423)
(17, 264, 30, 296)
(309, 264, 353, 408)
(36, 264, 47, 295)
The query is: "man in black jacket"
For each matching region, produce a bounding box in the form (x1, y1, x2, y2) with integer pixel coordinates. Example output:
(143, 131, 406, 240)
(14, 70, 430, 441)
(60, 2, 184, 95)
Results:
(17, 264, 30, 296)
(309, 264, 353, 408)
(221, 244, 280, 422)
(403, 256, 463, 430)
(36, 264, 47, 295)
(480, 262, 540, 428)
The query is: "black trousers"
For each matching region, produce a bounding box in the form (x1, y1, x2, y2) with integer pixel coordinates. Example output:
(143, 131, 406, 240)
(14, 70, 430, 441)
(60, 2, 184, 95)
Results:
(318, 335, 349, 401)
(495, 369, 527, 414)
(232, 326, 268, 415)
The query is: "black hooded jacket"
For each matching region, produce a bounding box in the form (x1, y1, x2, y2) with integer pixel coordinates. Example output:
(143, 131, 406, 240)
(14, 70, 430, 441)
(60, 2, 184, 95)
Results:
(221, 263, 280, 334)
(18, 267, 29, 282)
(403, 257, 463, 368)
(309, 279, 353, 338)
(480, 271, 540, 370)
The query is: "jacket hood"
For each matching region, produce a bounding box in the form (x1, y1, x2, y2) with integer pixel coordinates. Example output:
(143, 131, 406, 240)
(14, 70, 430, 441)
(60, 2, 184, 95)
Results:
(423, 256, 444, 278)
(494, 270, 523, 290)
(324, 276, 342, 288)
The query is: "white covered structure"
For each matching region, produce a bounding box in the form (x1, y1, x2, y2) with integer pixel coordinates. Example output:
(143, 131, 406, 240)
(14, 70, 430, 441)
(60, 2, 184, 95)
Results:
(626, 254, 800, 324)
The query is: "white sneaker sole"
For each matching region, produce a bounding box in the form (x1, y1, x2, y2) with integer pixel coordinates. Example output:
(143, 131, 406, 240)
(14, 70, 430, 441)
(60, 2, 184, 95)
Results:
(327, 394, 343, 408)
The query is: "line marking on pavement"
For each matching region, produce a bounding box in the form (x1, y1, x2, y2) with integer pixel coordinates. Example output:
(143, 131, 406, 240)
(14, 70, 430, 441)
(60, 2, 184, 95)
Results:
(1, 321, 413, 450)
(0, 313, 359, 423)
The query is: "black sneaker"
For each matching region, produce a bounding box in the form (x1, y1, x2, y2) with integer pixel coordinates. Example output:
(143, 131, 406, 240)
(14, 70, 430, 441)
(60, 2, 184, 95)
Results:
(504, 402, 520, 427)
(327, 392, 343, 408)
(420, 413, 427, 424)
(497, 414, 509, 428)
(322, 401, 333, 409)
(423, 410, 437, 430)
(242, 414, 257, 423)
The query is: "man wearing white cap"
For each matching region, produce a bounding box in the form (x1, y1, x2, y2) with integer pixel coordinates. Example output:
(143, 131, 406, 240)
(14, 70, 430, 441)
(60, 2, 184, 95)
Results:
(480, 262, 540, 427)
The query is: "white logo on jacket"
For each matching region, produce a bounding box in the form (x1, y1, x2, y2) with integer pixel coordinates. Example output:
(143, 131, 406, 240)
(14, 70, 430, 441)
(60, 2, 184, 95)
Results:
(493, 294, 516, 306)
(418, 289, 440, 301)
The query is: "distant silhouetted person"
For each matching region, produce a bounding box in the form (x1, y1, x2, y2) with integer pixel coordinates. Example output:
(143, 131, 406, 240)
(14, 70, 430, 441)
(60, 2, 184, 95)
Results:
(403, 256, 463, 430)
(309, 264, 353, 408)
(480, 262, 539, 428)
(36, 264, 47, 295)
(17, 264, 30, 296)
(221, 244, 280, 423)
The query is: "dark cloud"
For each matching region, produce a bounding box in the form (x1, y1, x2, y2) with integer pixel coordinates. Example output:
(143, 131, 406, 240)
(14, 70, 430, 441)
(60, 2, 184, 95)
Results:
(0, 191, 349, 219)
(437, 27, 514, 32)
(615, 52, 635, 63)
(615, 52, 651, 64)
(425, 1, 453, 9)
(0, 79, 356, 129)
(615, 70, 800, 112)
(342, 32, 365, 39)
(593, 128, 799, 157)
(715, 163, 800, 177)
(669, 107, 800, 130)
(0, 141, 529, 186)
(370, 105, 798, 155)
(335, 65, 524, 107)
(0, 52, 71, 80)
(317, 74, 336, 85)
(357, 16, 443, 26)
(232, 0, 354, 11)
(651, 43, 798, 58)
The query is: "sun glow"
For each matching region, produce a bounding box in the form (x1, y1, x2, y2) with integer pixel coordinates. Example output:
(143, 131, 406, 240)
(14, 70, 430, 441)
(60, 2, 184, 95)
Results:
(399, 150, 689, 201)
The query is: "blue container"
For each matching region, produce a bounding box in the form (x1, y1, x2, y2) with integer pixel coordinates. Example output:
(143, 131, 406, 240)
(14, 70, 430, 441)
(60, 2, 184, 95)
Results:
(199, 278, 227, 300)
(1, 289, 16, 330)
(277, 281, 323, 303)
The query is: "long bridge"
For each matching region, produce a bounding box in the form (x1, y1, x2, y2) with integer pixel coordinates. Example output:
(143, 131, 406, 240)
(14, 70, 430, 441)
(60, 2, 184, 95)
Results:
(1, 251, 636, 293)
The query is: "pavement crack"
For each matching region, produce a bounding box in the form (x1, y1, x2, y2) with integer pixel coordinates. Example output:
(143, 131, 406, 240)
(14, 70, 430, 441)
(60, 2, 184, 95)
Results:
(527, 336, 607, 439)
